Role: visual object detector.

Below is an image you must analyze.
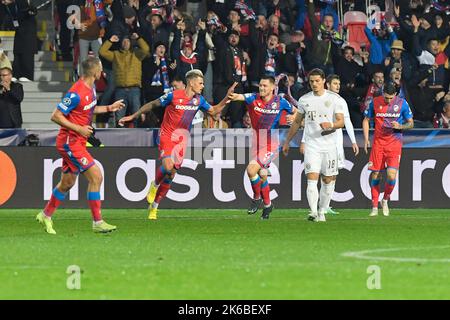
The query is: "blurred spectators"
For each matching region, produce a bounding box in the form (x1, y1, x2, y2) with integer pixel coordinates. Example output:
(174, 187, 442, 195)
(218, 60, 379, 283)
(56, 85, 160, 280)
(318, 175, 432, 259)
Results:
(0, 66, 23, 128)
(99, 32, 150, 127)
(0, 0, 37, 81)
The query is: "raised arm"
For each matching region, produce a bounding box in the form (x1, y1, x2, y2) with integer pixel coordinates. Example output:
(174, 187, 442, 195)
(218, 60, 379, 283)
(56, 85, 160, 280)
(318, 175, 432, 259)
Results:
(118, 98, 162, 126)
(207, 82, 238, 116)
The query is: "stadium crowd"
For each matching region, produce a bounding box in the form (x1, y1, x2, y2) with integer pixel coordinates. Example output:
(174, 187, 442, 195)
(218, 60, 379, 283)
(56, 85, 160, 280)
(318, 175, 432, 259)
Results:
(1, 0, 450, 129)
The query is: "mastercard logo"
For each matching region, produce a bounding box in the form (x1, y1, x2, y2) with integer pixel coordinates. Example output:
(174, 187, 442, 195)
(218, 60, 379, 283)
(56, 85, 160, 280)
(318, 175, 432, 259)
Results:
(0, 151, 17, 205)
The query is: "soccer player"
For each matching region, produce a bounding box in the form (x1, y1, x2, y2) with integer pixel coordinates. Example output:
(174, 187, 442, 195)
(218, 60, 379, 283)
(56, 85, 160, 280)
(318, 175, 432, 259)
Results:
(363, 82, 413, 217)
(299, 74, 359, 215)
(36, 57, 125, 234)
(228, 75, 295, 219)
(119, 69, 236, 219)
(282, 68, 345, 222)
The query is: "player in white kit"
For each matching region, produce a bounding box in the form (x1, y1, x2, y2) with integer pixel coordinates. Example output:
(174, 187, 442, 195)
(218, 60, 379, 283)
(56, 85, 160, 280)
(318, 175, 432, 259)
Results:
(282, 69, 345, 222)
(299, 75, 359, 215)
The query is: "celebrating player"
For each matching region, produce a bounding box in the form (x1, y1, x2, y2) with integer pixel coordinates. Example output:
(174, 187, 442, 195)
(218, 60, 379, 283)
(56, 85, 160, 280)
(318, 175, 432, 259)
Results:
(36, 57, 125, 234)
(119, 69, 236, 219)
(299, 74, 359, 215)
(363, 82, 413, 217)
(282, 68, 345, 222)
(228, 75, 295, 219)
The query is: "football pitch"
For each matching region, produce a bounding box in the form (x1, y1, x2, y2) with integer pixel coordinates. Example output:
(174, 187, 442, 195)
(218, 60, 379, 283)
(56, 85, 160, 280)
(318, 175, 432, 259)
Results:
(1, 208, 450, 300)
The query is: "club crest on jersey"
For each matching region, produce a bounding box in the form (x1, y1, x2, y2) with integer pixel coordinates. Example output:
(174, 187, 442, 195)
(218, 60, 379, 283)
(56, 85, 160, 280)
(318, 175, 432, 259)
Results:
(81, 157, 88, 166)
(305, 163, 311, 170)
(325, 101, 331, 107)
(271, 102, 278, 109)
(368, 161, 373, 168)
(192, 98, 198, 105)
(393, 105, 399, 112)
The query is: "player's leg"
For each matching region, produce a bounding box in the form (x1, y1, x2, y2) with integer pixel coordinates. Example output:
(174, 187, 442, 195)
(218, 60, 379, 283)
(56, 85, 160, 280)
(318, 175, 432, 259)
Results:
(246, 161, 263, 214)
(259, 167, 273, 220)
(37, 171, 77, 234)
(83, 164, 116, 233)
(381, 150, 401, 216)
(304, 148, 321, 221)
(147, 156, 172, 204)
(368, 144, 384, 216)
(149, 157, 177, 220)
(324, 176, 339, 215)
(326, 146, 344, 215)
(318, 175, 335, 221)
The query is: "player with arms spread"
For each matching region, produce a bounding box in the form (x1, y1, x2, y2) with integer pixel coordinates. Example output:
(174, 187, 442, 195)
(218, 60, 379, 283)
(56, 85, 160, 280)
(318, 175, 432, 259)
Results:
(228, 75, 295, 219)
(363, 82, 413, 217)
(282, 68, 345, 222)
(119, 69, 237, 219)
(36, 57, 125, 234)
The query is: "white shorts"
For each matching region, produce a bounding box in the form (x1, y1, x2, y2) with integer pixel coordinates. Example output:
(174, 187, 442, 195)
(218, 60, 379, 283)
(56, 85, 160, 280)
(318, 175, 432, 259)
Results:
(337, 146, 345, 170)
(304, 146, 339, 176)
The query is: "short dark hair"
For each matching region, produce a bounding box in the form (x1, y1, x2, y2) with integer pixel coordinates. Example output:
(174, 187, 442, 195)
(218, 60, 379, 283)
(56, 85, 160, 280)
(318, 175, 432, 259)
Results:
(81, 56, 101, 77)
(308, 68, 326, 80)
(326, 74, 340, 84)
(384, 82, 397, 95)
(343, 46, 355, 55)
(260, 75, 275, 84)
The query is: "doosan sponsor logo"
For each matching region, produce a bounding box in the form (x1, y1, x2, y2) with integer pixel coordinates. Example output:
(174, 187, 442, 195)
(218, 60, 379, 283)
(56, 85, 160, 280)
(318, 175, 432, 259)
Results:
(376, 112, 401, 118)
(83, 100, 97, 111)
(176, 105, 197, 111)
(254, 107, 279, 114)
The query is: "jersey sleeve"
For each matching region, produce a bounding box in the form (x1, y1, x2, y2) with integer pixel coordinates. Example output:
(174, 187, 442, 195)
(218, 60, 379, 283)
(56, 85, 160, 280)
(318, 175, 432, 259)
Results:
(244, 93, 257, 104)
(198, 95, 212, 112)
(159, 91, 174, 107)
(401, 100, 413, 121)
(280, 97, 294, 114)
(334, 99, 345, 115)
(364, 101, 375, 119)
(57, 92, 80, 115)
(297, 97, 306, 114)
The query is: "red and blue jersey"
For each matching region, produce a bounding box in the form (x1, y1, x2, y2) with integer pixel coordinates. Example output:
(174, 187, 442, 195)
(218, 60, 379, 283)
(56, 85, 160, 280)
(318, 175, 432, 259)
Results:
(159, 89, 211, 138)
(364, 95, 413, 146)
(244, 93, 293, 130)
(56, 79, 97, 143)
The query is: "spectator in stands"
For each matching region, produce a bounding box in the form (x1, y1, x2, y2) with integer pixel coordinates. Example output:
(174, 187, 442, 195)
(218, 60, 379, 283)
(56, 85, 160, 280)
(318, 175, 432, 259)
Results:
(388, 65, 408, 100)
(213, 29, 249, 128)
(362, 70, 384, 112)
(77, 0, 107, 65)
(55, 0, 73, 61)
(433, 100, 450, 128)
(138, 7, 171, 50)
(171, 19, 208, 82)
(1, 0, 37, 82)
(0, 66, 23, 128)
(284, 30, 308, 89)
(306, 0, 342, 75)
(335, 46, 368, 89)
(384, 40, 416, 83)
(99, 33, 150, 127)
(364, 20, 398, 66)
(0, 38, 12, 70)
(266, 0, 293, 35)
(141, 41, 176, 128)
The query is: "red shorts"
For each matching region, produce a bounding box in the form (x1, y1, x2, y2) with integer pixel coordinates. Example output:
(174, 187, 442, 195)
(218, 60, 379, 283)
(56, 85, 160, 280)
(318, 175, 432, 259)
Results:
(251, 142, 280, 169)
(368, 143, 402, 172)
(159, 134, 188, 170)
(56, 137, 95, 174)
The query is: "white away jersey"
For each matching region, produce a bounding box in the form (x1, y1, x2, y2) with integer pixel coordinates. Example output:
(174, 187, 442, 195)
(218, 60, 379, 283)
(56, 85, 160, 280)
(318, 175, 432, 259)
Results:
(298, 90, 345, 151)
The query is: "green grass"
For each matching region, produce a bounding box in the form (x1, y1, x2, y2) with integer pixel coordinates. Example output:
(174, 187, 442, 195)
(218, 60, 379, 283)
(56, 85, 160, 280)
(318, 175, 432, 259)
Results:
(1, 208, 450, 299)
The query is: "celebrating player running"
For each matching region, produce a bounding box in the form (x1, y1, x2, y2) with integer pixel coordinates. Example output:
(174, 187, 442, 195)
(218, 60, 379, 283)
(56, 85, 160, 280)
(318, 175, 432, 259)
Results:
(36, 57, 125, 234)
(228, 75, 295, 219)
(119, 69, 237, 220)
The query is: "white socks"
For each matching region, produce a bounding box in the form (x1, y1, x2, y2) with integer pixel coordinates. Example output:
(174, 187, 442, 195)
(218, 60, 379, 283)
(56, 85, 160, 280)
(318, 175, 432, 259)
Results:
(307, 180, 319, 214)
(319, 181, 336, 213)
(152, 202, 159, 209)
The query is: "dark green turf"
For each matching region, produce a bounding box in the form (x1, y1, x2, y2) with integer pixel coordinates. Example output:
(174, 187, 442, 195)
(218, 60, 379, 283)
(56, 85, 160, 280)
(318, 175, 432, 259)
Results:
(1, 209, 450, 299)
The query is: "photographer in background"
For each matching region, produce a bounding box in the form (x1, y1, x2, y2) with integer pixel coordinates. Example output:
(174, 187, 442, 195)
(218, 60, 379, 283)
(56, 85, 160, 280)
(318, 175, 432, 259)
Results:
(0, 0, 38, 82)
(0, 66, 23, 128)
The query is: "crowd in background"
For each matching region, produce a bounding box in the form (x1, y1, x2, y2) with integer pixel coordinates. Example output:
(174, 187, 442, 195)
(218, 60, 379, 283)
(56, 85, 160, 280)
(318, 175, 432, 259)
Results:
(1, 0, 450, 129)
